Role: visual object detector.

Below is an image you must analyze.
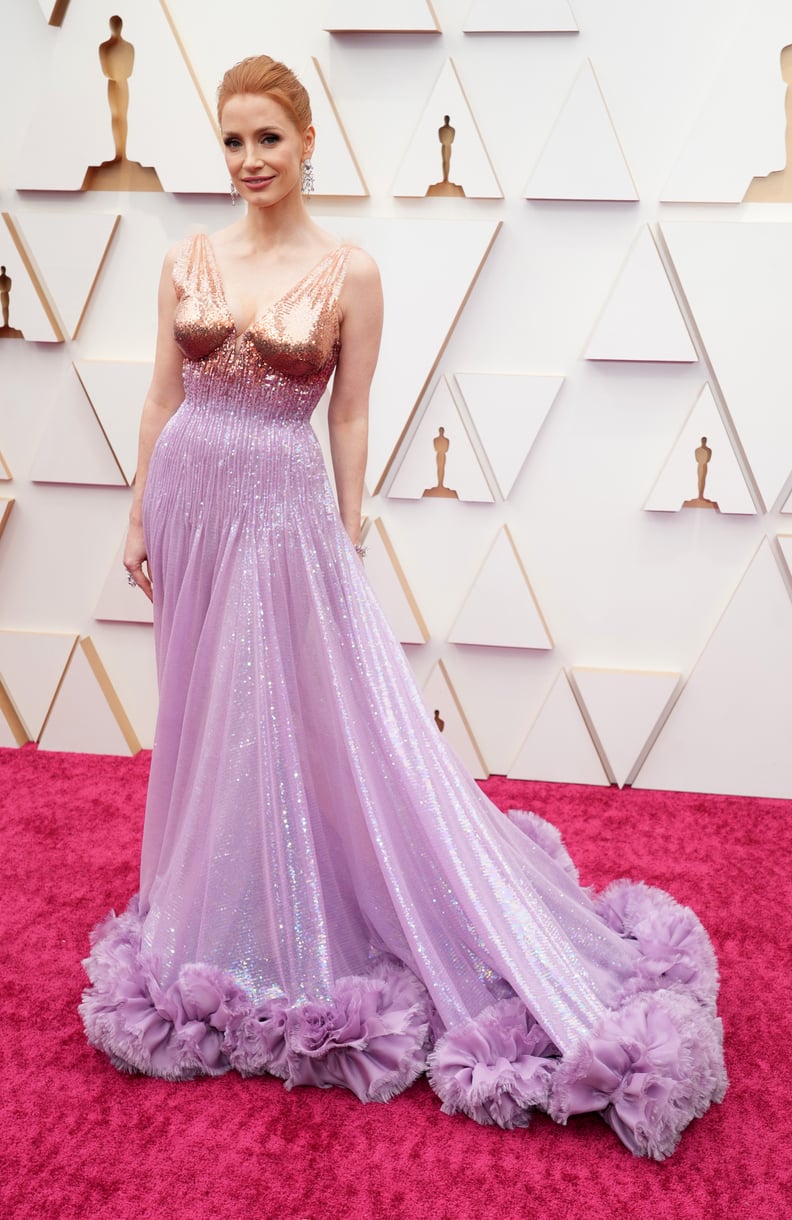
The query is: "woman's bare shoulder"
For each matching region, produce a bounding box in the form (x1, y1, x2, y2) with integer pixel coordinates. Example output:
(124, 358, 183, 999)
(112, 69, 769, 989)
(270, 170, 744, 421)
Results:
(340, 244, 381, 289)
(306, 221, 379, 279)
(162, 230, 203, 270)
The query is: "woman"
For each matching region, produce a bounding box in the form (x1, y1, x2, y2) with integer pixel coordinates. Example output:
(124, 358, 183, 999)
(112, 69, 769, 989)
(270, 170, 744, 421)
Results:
(81, 56, 726, 1160)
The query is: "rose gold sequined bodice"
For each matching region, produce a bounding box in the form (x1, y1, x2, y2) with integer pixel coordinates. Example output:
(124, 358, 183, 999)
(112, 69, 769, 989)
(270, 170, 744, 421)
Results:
(146, 232, 352, 528)
(172, 232, 350, 418)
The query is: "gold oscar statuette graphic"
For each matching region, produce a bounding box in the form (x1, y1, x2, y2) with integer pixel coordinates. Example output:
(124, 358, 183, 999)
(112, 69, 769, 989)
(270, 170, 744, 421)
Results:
(426, 115, 466, 197)
(423, 427, 459, 499)
(0, 266, 23, 339)
(683, 436, 719, 510)
(744, 44, 792, 201)
(433, 709, 445, 732)
(81, 16, 163, 192)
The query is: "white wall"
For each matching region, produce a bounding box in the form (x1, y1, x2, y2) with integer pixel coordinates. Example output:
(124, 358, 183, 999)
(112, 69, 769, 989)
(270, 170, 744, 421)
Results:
(2, 0, 792, 797)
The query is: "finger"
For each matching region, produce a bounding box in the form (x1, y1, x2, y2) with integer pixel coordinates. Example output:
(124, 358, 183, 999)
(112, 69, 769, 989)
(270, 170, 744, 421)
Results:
(124, 563, 153, 602)
(137, 572, 154, 602)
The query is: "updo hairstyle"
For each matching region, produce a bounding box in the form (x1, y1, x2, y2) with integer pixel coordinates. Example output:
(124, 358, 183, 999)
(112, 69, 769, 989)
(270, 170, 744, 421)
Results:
(217, 56, 312, 131)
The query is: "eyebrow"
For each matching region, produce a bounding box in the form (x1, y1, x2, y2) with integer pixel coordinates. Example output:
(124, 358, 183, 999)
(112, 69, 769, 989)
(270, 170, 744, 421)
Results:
(221, 125, 285, 137)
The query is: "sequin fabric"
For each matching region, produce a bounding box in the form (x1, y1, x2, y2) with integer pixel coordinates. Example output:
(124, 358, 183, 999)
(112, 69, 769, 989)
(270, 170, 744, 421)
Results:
(80, 233, 726, 1158)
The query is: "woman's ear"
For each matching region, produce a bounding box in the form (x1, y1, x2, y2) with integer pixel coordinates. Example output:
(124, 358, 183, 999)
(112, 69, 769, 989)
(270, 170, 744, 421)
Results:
(303, 125, 316, 160)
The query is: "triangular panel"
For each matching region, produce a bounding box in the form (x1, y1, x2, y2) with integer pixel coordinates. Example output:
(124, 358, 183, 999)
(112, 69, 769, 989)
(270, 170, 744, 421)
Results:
(585, 227, 697, 362)
(525, 60, 638, 201)
(782, 488, 792, 514)
(455, 372, 563, 498)
(0, 631, 78, 740)
(569, 667, 681, 787)
(635, 541, 792, 799)
(94, 534, 154, 625)
(1, 214, 63, 342)
(661, 26, 787, 203)
(422, 661, 488, 779)
(38, 637, 141, 755)
(661, 221, 792, 511)
(388, 377, 494, 502)
(392, 60, 502, 199)
(449, 527, 553, 649)
(17, 0, 226, 194)
(464, 0, 578, 31)
(74, 360, 151, 485)
(30, 367, 126, 487)
(302, 59, 368, 197)
(360, 519, 428, 644)
(644, 384, 756, 515)
(320, 216, 501, 491)
(325, 1, 440, 31)
(12, 212, 119, 339)
(508, 670, 609, 785)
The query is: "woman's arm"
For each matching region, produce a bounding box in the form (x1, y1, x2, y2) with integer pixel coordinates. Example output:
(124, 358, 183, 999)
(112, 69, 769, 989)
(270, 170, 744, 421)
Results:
(123, 248, 186, 600)
(327, 248, 383, 549)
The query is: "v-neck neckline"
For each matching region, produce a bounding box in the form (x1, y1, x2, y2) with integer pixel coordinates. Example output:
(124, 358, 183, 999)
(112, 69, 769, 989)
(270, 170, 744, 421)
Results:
(201, 233, 345, 355)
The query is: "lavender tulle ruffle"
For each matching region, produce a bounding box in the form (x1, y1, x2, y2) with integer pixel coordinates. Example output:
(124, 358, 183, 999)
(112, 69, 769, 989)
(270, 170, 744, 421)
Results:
(427, 987, 725, 1161)
(595, 878, 720, 1007)
(426, 826, 726, 1161)
(549, 989, 726, 1160)
(427, 996, 558, 1128)
(81, 818, 726, 1160)
(80, 898, 431, 1102)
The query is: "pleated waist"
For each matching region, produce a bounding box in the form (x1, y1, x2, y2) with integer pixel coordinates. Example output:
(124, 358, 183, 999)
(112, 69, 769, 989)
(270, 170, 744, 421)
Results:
(144, 395, 330, 526)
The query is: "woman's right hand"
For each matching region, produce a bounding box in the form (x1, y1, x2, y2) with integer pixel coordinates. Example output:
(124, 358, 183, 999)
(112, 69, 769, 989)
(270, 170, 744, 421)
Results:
(123, 522, 153, 602)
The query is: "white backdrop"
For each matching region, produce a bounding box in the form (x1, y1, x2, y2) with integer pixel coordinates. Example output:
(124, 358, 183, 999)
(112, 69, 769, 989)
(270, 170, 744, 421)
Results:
(2, 0, 792, 798)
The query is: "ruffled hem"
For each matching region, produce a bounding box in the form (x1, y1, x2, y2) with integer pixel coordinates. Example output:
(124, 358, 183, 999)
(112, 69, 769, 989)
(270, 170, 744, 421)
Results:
(549, 988, 727, 1160)
(427, 988, 726, 1161)
(80, 899, 431, 1101)
(595, 877, 721, 1008)
(425, 813, 726, 1159)
(427, 995, 559, 1128)
(81, 813, 727, 1158)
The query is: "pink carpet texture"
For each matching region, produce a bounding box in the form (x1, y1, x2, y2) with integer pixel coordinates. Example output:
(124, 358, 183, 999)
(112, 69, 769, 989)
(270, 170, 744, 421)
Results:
(1, 744, 789, 1220)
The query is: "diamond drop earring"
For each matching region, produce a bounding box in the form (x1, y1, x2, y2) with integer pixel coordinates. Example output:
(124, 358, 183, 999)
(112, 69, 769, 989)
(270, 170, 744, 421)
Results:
(229, 180, 239, 206)
(301, 159, 315, 196)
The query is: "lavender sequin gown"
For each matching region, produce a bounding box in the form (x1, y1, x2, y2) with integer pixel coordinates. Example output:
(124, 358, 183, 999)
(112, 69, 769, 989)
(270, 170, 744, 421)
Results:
(81, 233, 726, 1159)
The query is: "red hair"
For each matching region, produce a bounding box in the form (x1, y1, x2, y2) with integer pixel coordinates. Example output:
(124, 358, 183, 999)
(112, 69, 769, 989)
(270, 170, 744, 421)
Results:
(217, 56, 312, 130)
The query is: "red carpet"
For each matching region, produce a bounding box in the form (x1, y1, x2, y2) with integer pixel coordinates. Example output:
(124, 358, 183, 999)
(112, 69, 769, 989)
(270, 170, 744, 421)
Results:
(1, 746, 788, 1219)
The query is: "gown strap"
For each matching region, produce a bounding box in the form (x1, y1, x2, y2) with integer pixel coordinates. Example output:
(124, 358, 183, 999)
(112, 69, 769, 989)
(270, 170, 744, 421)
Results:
(171, 232, 198, 296)
(172, 231, 224, 305)
(307, 244, 354, 310)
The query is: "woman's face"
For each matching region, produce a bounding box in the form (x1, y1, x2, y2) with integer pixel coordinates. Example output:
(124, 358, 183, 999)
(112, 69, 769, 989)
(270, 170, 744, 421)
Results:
(220, 93, 314, 207)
